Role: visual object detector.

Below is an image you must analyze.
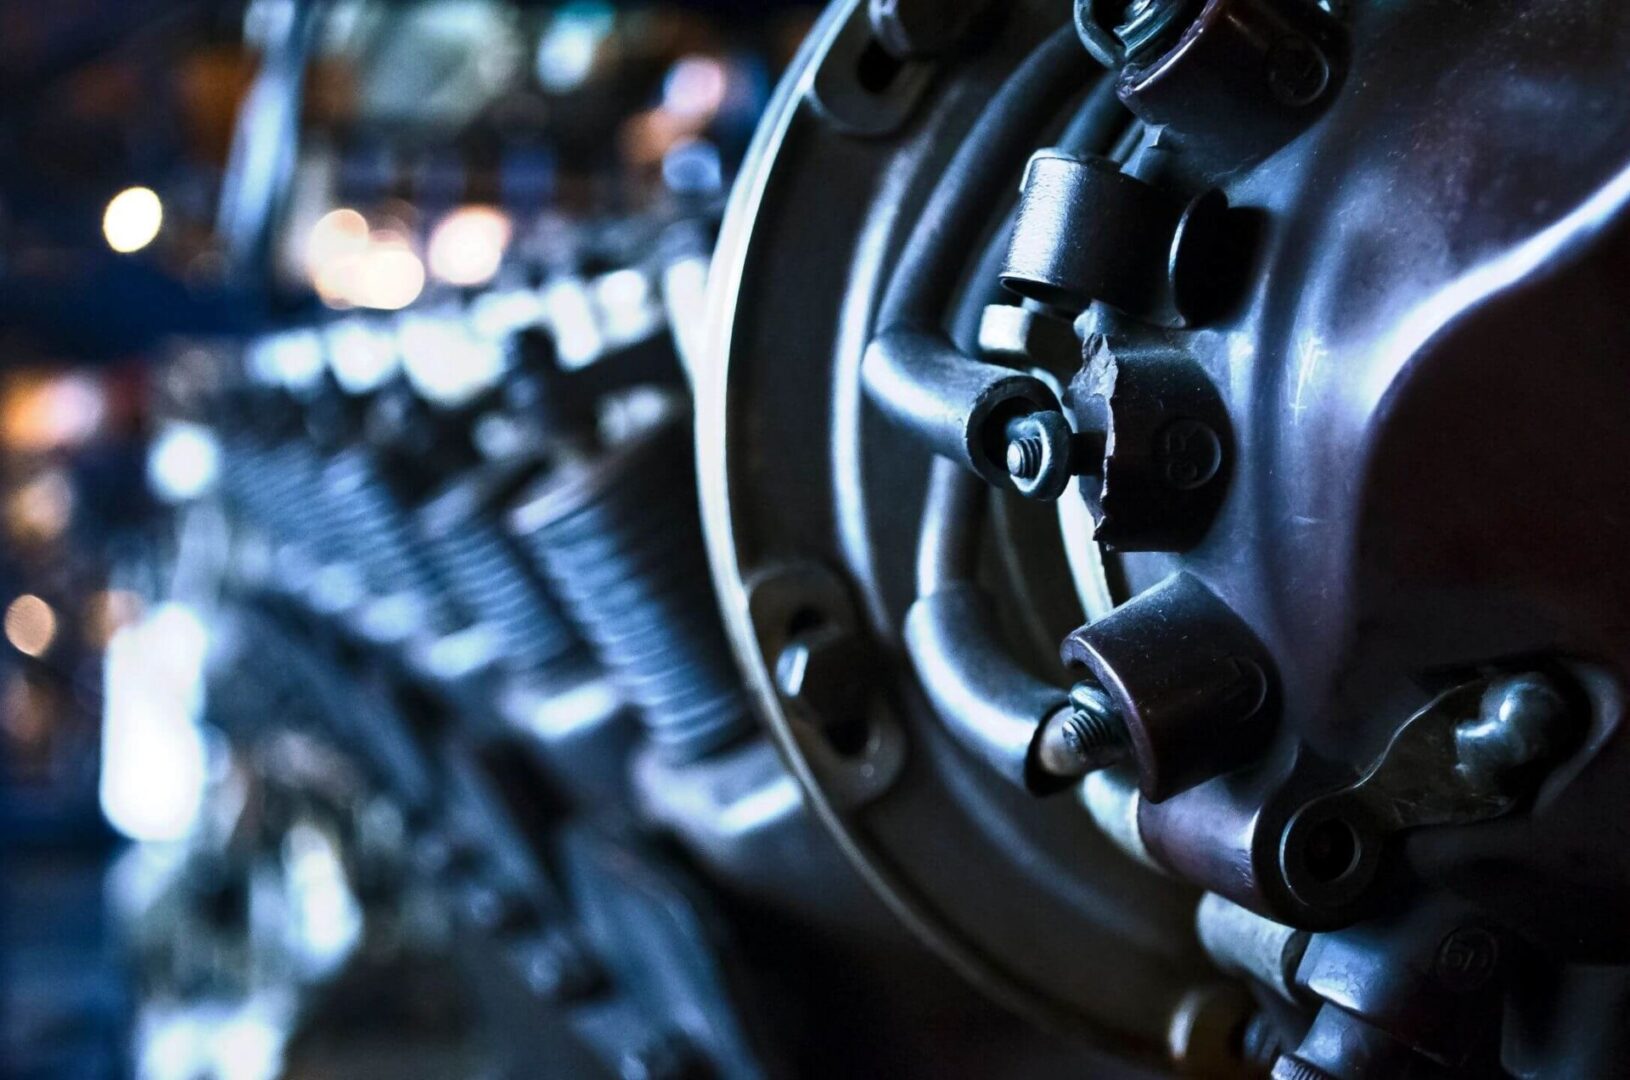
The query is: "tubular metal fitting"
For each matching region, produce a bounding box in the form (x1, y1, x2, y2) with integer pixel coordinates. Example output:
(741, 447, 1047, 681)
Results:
(862, 327, 1062, 488)
(1196, 893, 1309, 1003)
(1062, 573, 1276, 802)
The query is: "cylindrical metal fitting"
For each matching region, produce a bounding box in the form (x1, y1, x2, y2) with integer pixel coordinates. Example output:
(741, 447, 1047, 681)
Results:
(510, 410, 753, 763)
(1195, 892, 1308, 1002)
(862, 327, 1062, 488)
(321, 448, 460, 632)
(1002, 150, 1186, 320)
(418, 471, 585, 679)
(1061, 572, 1276, 801)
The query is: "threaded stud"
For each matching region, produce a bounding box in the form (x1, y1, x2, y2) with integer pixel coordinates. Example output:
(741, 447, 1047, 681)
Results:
(1061, 707, 1124, 760)
(1006, 435, 1046, 480)
(1271, 1056, 1338, 1080)
(1035, 681, 1130, 780)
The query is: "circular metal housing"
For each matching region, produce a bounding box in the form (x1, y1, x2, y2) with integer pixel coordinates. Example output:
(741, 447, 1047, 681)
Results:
(697, 0, 1203, 1051)
(700, 0, 1630, 1071)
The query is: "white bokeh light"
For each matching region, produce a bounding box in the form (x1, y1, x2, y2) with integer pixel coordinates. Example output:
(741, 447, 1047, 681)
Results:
(100, 603, 211, 843)
(426, 205, 512, 287)
(103, 186, 164, 254)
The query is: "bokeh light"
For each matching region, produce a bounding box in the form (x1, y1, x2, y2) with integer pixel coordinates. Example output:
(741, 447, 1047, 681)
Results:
(354, 238, 425, 311)
(5, 594, 58, 658)
(307, 210, 426, 311)
(103, 186, 164, 254)
(148, 422, 221, 503)
(426, 205, 512, 287)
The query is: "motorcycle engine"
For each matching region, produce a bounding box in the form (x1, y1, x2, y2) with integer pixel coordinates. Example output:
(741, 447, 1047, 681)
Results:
(120, 1, 1630, 1077)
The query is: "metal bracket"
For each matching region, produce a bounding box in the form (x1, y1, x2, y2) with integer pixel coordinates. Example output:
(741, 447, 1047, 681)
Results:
(1278, 675, 1573, 913)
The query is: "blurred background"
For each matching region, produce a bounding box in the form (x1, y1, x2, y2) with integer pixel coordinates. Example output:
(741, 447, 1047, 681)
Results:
(0, 3, 822, 1076)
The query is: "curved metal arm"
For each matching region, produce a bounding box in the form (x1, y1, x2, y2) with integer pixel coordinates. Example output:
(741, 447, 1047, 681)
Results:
(903, 459, 1067, 791)
(863, 329, 1059, 486)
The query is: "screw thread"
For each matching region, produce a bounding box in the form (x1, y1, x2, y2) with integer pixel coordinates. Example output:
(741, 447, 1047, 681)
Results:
(1063, 707, 1125, 758)
(1271, 1056, 1338, 1080)
(1006, 435, 1046, 480)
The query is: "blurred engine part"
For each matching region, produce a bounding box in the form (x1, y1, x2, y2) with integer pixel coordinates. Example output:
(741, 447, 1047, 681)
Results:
(128, 125, 1097, 1074)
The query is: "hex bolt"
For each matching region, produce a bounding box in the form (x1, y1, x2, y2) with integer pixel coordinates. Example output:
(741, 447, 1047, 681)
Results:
(868, 0, 999, 61)
(1035, 681, 1132, 781)
(1454, 673, 1575, 792)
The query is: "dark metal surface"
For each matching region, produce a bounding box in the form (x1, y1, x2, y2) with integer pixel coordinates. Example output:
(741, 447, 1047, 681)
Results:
(1070, 340, 1233, 551)
(158, 0, 1630, 1072)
